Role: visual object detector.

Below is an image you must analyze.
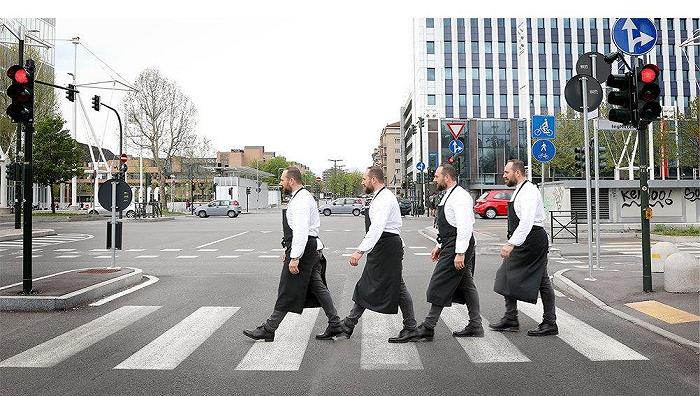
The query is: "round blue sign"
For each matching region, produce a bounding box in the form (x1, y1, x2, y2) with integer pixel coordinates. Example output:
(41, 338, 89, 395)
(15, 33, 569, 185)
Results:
(416, 162, 426, 172)
(532, 140, 556, 163)
(612, 18, 657, 56)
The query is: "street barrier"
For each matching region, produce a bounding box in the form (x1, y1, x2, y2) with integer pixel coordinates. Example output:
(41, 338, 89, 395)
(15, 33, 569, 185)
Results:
(651, 242, 679, 273)
(550, 210, 580, 243)
(664, 252, 700, 293)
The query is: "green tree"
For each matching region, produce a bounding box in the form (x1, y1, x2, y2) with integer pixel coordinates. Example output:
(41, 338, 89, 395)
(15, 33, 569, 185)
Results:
(342, 171, 363, 196)
(301, 170, 316, 186)
(256, 156, 289, 185)
(33, 116, 83, 213)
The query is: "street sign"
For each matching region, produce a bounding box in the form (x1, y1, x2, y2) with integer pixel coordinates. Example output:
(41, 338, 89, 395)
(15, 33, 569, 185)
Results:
(532, 115, 556, 139)
(565, 74, 603, 113)
(532, 140, 556, 163)
(612, 18, 657, 56)
(448, 139, 464, 155)
(597, 119, 637, 131)
(416, 162, 426, 172)
(446, 122, 464, 140)
(119, 153, 128, 163)
(576, 52, 612, 84)
(98, 178, 133, 211)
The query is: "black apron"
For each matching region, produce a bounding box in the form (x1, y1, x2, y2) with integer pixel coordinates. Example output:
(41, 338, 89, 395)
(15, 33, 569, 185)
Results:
(426, 186, 476, 307)
(493, 181, 549, 304)
(353, 187, 403, 314)
(274, 188, 327, 314)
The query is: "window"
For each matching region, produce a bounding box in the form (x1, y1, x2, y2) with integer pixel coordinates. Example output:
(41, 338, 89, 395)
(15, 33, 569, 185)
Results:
(486, 94, 494, 106)
(444, 41, 452, 54)
(578, 43, 584, 54)
(485, 42, 492, 53)
(473, 95, 481, 106)
(471, 41, 479, 53)
(498, 42, 505, 54)
(512, 42, 517, 55)
(669, 70, 676, 80)
(540, 95, 547, 106)
(426, 18, 434, 28)
(564, 19, 571, 29)
(669, 45, 675, 56)
(427, 68, 435, 81)
(577, 18, 583, 29)
(529, 68, 533, 80)
(457, 18, 464, 27)
(552, 43, 559, 55)
(499, 68, 506, 80)
(446, 94, 453, 106)
(604, 43, 610, 54)
(603, 19, 609, 29)
(565, 43, 572, 54)
(500, 94, 507, 106)
(590, 19, 596, 29)
(459, 67, 467, 79)
(395, 138, 400, 144)
(486, 68, 493, 80)
(458, 41, 465, 54)
(394, 148, 400, 154)
(667, 19, 673, 31)
(470, 67, 478, 79)
(470, 18, 478, 27)
(551, 18, 557, 28)
(498, 18, 505, 28)
(554, 95, 560, 106)
(459, 94, 466, 106)
(445, 67, 452, 80)
(484, 18, 491, 28)
(537, 18, 544, 29)
(444, 18, 451, 28)
(539, 68, 546, 80)
(539, 43, 546, 54)
(694, 19, 699, 30)
(427, 95, 436, 105)
(566, 68, 572, 80)
(552, 69, 559, 81)
(680, 19, 686, 30)
(591, 43, 597, 52)
(395, 159, 401, 164)
(682, 70, 689, 81)
(426, 41, 435, 54)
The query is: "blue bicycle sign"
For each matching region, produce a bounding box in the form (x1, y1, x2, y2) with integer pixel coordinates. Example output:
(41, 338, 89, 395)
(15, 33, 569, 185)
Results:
(532, 115, 556, 139)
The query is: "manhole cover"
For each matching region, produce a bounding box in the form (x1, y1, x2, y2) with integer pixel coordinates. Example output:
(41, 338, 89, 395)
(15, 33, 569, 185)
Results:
(79, 268, 121, 274)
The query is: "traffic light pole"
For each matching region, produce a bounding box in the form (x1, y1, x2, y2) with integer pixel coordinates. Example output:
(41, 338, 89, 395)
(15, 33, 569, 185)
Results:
(593, 121, 602, 270)
(14, 37, 24, 230)
(581, 76, 595, 282)
(21, 59, 35, 294)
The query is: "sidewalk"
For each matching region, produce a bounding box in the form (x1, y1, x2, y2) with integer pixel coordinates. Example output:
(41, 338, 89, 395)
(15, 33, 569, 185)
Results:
(0, 228, 56, 241)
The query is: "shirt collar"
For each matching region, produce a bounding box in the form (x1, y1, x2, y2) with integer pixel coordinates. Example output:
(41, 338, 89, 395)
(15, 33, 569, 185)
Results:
(373, 185, 386, 197)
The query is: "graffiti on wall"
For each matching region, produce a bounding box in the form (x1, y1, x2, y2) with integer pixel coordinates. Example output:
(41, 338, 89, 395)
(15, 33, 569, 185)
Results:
(621, 189, 674, 208)
(684, 187, 700, 202)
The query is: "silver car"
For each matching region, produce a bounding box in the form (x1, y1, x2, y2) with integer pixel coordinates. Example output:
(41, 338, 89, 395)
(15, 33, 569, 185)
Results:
(194, 200, 242, 218)
(318, 197, 364, 216)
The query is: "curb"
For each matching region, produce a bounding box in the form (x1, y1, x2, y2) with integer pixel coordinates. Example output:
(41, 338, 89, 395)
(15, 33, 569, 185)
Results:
(0, 267, 143, 311)
(122, 217, 175, 223)
(552, 268, 700, 353)
(0, 229, 56, 242)
(650, 234, 700, 243)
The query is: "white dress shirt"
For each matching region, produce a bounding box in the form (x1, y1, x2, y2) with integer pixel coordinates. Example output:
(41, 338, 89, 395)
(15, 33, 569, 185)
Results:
(357, 186, 401, 253)
(436, 184, 475, 254)
(508, 180, 545, 247)
(287, 187, 321, 259)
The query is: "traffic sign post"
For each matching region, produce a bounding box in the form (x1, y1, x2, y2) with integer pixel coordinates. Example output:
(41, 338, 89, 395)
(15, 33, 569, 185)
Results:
(532, 115, 556, 139)
(448, 139, 464, 155)
(416, 162, 426, 172)
(612, 18, 657, 56)
(98, 178, 133, 266)
(576, 52, 612, 84)
(446, 122, 464, 140)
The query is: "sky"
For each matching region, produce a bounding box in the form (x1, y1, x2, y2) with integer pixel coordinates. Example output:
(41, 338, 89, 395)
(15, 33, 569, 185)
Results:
(13, 0, 671, 175)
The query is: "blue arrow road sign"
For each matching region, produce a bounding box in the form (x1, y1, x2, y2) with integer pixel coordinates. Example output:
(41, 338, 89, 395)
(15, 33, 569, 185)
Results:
(532, 115, 556, 139)
(416, 162, 426, 172)
(612, 18, 657, 56)
(532, 140, 556, 163)
(448, 139, 464, 155)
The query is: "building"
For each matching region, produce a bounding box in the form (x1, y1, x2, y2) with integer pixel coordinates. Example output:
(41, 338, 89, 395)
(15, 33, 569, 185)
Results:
(372, 122, 403, 194)
(216, 146, 276, 168)
(406, 17, 700, 190)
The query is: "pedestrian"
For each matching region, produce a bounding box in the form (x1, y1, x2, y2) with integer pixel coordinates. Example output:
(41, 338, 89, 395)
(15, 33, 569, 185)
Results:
(243, 167, 343, 342)
(338, 166, 419, 343)
(413, 164, 483, 341)
(491, 159, 558, 336)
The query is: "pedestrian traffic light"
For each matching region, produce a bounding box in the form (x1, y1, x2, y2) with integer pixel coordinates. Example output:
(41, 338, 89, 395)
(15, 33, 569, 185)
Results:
(606, 72, 634, 126)
(574, 147, 586, 170)
(636, 64, 662, 129)
(6, 64, 34, 123)
(66, 84, 76, 102)
(91, 95, 100, 111)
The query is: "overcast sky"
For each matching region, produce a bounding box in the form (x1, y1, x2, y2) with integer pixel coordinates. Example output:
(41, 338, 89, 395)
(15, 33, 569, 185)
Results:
(23, 0, 659, 175)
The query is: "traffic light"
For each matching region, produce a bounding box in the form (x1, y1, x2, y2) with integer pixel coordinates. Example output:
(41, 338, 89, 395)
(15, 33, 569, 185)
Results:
(636, 64, 661, 129)
(6, 64, 34, 123)
(5, 162, 21, 181)
(606, 72, 634, 126)
(91, 95, 101, 111)
(574, 147, 586, 171)
(246, 187, 251, 195)
(66, 84, 76, 102)
(447, 156, 455, 164)
(427, 167, 435, 180)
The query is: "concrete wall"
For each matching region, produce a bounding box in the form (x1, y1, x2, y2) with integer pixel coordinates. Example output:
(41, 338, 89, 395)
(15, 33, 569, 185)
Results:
(611, 186, 700, 223)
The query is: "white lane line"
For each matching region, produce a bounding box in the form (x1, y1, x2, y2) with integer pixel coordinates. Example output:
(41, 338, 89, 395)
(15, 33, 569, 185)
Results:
(135, 255, 159, 259)
(197, 249, 218, 252)
(260, 231, 272, 234)
(54, 249, 76, 252)
(413, 253, 432, 256)
(408, 246, 428, 249)
(270, 248, 285, 252)
(518, 300, 648, 361)
(90, 276, 160, 306)
(217, 255, 240, 259)
(177, 255, 198, 259)
(557, 260, 583, 264)
(90, 249, 109, 252)
(236, 308, 320, 371)
(115, 306, 239, 370)
(32, 255, 42, 258)
(127, 249, 146, 252)
(235, 249, 254, 252)
(0, 306, 160, 368)
(195, 232, 248, 249)
(361, 310, 423, 370)
(258, 255, 279, 258)
(0, 248, 6, 252)
(441, 306, 529, 363)
(554, 289, 566, 297)
(95, 255, 114, 259)
(161, 248, 182, 252)
(344, 229, 352, 232)
(56, 255, 80, 258)
(323, 230, 334, 232)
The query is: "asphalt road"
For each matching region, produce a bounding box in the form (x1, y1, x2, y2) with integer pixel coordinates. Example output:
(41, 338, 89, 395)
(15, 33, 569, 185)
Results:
(1, 212, 698, 395)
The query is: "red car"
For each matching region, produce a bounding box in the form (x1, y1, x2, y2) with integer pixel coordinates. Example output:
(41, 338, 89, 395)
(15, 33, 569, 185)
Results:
(473, 190, 512, 219)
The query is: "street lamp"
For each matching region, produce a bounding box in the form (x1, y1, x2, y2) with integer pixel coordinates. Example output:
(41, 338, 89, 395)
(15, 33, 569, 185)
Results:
(417, 117, 425, 216)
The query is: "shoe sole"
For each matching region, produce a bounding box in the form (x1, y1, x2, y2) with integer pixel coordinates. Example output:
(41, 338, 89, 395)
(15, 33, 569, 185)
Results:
(488, 327, 519, 332)
(453, 333, 485, 338)
(527, 331, 558, 337)
(410, 336, 434, 342)
(243, 331, 274, 342)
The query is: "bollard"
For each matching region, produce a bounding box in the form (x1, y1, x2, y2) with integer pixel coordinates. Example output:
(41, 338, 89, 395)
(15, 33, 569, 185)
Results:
(651, 242, 680, 273)
(664, 252, 700, 293)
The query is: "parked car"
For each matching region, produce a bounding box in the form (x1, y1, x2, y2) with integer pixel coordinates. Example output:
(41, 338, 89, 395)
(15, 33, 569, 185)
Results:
(194, 200, 242, 218)
(397, 198, 412, 216)
(87, 202, 138, 218)
(318, 197, 364, 216)
(473, 190, 512, 219)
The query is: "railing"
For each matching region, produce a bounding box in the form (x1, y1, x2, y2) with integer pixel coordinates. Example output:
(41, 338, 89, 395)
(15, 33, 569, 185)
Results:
(550, 210, 579, 243)
(134, 202, 162, 219)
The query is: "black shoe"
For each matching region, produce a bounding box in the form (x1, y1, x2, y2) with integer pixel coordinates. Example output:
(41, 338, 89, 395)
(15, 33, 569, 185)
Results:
(411, 324, 434, 342)
(527, 322, 558, 336)
(388, 327, 418, 343)
(243, 325, 275, 342)
(315, 324, 345, 340)
(337, 321, 354, 339)
(453, 324, 485, 338)
(488, 318, 520, 332)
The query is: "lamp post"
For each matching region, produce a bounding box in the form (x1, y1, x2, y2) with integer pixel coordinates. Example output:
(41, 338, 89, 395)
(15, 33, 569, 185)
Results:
(417, 117, 425, 215)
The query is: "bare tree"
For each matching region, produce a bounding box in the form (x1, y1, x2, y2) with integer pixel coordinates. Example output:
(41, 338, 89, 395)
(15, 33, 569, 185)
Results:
(122, 69, 198, 205)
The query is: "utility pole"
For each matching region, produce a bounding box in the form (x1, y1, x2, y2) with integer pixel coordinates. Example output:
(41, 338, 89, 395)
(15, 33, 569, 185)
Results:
(70, 37, 79, 209)
(417, 116, 425, 216)
(328, 158, 343, 199)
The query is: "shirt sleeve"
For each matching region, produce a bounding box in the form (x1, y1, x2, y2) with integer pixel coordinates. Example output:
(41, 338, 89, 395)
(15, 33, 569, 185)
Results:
(454, 192, 474, 253)
(357, 195, 389, 253)
(507, 184, 536, 246)
(290, 196, 311, 258)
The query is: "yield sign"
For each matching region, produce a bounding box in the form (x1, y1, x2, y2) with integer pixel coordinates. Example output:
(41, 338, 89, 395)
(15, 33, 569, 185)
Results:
(446, 122, 465, 140)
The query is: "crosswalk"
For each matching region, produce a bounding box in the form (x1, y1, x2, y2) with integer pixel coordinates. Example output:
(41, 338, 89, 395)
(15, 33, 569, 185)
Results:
(0, 233, 94, 248)
(0, 302, 649, 371)
(600, 242, 700, 259)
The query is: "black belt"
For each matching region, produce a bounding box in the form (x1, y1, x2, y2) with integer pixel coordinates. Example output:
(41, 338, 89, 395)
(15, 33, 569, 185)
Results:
(532, 226, 544, 231)
(379, 231, 400, 240)
(436, 233, 456, 244)
(281, 235, 318, 248)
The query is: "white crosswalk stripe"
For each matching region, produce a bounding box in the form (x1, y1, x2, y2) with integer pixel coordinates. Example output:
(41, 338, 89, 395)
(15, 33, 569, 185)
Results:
(361, 310, 422, 370)
(236, 308, 320, 371)
(518, 300, 648, 361)
(0, 306, 160, 368)
(115, 307, 239, 370)
(0, 234, 93, 249)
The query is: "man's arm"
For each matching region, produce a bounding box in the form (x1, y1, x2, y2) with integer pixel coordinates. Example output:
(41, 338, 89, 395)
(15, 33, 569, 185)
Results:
(507, 185, 536, 247)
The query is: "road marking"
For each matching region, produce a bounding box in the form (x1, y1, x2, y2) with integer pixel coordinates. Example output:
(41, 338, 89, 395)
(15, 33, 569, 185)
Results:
(413, 253, 432, 256)
(518, 300, 647, 361)
(95, 255, 114, 259)
(342, 254, 352, 257)
(197, 249, 218, 252)
(344, 229, 352, 232)
(32, 255, 42, 258)
(195, 232, 248, 249)
(115, 306, 238, 370)
(127, 249, 146, 252)
(54, 249, 76, 252)
(323, 230, 334, 232)
(554, 289, 566, 297)
(135, 255, 159, 259)
(161, 248, 182, 252)
(90, 276, 160, 306)
(271, 248, 285, 252)
(361, 310, 423, 370)
(235, 249, 255, 252)
(90, 249, 109, 252)
(625, 300, 700, 324)
(177, 255, 198, 259)
(260, 231, 272, 234)
(258, 255, 279, 258)
(441, 306, 529, 363)
(56, 255, 80, 258)
(236, 308, 320, 371)
(217, 255, 240, 259)
(408, 246, 428, 249)
(0, 306, 160, 368)
(557, 260, 583, 264)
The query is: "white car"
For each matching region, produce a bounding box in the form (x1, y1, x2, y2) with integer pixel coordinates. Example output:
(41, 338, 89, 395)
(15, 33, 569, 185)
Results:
(87, 201, 137, 218)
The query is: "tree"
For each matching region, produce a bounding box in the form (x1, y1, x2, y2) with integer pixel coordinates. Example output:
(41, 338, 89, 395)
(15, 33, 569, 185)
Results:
(255, 156, 289, 185)
(122, 69, 198, 205)
(32, 116, 83, 213)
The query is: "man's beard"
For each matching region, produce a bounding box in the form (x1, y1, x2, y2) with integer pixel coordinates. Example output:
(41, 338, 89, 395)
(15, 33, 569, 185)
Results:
(364, 185, 374, 194)
(436, 181, 446, 191)
(282, 184, 292, 194)
(505, 177, 516, 187)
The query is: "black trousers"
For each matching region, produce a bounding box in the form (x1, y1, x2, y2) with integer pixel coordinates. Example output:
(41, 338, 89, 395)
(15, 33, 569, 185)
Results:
(504, 268, 557, 324)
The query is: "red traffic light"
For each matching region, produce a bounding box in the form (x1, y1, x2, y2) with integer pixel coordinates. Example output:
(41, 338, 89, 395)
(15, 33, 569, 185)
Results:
(639, 64, 659, 84)
(119, 153, 128, 163)
(6, 65, 29, 84)
(448, 156, 454, 164)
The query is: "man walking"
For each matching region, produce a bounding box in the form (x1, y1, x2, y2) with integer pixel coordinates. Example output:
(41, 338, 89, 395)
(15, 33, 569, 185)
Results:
(243, 167, 343, 342)
(413, 164, 483, 341)
(339, 166, 419, 343)
(491, 159, 558, 336)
